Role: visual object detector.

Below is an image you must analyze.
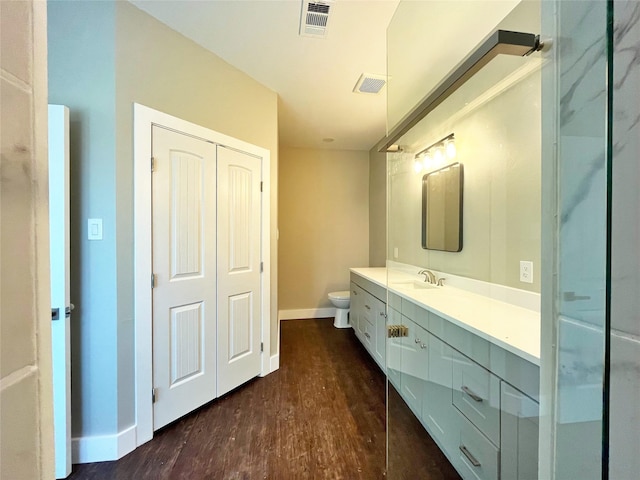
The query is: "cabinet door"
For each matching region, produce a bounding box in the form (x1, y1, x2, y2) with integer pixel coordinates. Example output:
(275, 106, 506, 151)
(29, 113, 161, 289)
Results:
(456, 412, 500, 480)
(358, 289, 378, 357)
(452, 350, 501, 446)
(386, 306, 403, 390)
(372, 295, 386, 370)
(350, 282, 364, 341)
(399, 317, 428, 418)
(501, 382, 539, 480)
(422, 333, 457, 452)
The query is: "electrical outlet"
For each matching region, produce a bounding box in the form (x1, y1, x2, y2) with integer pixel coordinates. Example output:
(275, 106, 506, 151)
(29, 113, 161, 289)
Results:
(393, 247, 399, 259)
(519, 261, 533, 284)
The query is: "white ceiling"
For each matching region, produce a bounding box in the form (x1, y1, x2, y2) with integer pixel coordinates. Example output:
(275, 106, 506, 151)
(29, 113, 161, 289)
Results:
(129, 0, 400, 152)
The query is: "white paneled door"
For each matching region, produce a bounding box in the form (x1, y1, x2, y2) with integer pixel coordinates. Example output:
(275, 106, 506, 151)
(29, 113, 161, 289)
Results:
(49, 105, 71, 479)
(216, 146, 262, 396)
(151, 126, 217, 429)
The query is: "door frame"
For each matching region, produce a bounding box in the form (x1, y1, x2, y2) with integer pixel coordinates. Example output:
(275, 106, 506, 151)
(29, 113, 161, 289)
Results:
(133, 103, 271, 446)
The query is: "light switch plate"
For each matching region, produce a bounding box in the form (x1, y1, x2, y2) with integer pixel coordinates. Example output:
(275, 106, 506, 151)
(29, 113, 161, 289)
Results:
(519, 260, 533, 283)
(88, 218, 103, 240)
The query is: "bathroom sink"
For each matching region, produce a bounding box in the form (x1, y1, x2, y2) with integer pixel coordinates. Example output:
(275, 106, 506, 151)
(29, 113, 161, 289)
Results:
(391, 280, 438, 291)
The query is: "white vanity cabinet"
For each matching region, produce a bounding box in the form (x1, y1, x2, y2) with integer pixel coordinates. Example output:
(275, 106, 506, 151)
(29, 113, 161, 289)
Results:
(386, 305, 402, 389)
(422, 333, 458, 454)
(452, 350, 501, 446)
(349, 277, 387, 371)
(500, 383, 539, 480)
(350, 283, 365, 341)
(398, 317, 429, 418)
(350, 270, 540, 480)
(371, 295, 386, 368)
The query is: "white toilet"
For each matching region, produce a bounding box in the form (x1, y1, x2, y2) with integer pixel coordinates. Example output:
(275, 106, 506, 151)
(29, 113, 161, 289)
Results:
(328, 290, 351, 328)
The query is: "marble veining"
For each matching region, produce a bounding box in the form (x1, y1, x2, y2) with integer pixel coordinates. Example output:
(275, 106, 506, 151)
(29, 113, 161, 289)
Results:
(558, 2, 607, 132)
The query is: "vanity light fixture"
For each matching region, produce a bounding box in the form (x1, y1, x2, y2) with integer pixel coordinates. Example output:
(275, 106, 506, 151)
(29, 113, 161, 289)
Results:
(415, 133, 456, 173)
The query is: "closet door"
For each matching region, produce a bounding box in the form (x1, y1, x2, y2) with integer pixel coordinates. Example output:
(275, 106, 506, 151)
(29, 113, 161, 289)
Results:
(151, 126, 217, 429)
(216, 146, 262, 396)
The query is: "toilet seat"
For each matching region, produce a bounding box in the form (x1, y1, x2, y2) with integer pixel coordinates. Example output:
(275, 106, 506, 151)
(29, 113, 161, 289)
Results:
(328, 291, 350, 329)
(328, 290, 350, 301)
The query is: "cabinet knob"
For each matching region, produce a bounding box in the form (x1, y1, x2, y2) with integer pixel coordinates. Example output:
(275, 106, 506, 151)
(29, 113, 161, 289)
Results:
(420, 343, 427, 349)
(365, 304, 371, 310)
(364, 332, 371, 339)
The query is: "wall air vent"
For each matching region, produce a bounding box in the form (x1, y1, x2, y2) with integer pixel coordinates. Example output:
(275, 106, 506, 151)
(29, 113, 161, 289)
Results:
(299, 0, 334, 38)
(353, 73, 387, 94)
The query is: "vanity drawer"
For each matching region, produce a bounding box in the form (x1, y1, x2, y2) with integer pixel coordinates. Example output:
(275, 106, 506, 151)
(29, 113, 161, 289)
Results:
(361, 291, 376, 326)
(456, 413, 500, 480)
(452, 350, 500, 446)
(361, 320, 374, 350)
(350, 272, 385, 301)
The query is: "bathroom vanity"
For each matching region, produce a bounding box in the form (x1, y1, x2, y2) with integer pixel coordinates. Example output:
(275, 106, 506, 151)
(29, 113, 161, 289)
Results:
(350, 267, 540, 480)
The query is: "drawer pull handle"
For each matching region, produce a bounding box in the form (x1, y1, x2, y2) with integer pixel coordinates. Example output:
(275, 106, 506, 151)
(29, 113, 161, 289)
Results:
(352, 290, 357, 295)
(415, 338, 421, 344)
(459, 445, 481, 467)
(365, 304, 371, 310)
(364, 332, 371, 339)
(420, 343, 427, 349)
(461, 386, 483, 402)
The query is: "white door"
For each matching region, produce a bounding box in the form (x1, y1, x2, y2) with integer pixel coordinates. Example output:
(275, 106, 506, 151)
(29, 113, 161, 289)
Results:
(151, 126, 217, 429)
(49, 105, 71, 478)
(216, 146, 262, 396)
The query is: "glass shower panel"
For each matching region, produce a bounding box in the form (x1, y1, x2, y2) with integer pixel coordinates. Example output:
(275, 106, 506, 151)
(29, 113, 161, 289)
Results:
(385, 0, 612, 478)
(539, 1, 610, 478)
(386, 2, 543, 478)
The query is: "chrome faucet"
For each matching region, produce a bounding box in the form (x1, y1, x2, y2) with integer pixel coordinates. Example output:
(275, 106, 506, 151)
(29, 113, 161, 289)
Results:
(418, 269, 437, 284)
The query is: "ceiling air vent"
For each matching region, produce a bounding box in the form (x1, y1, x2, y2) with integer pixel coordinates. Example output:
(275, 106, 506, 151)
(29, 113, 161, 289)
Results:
(353, 73, 387, 94)
(299, 0, 334, 38)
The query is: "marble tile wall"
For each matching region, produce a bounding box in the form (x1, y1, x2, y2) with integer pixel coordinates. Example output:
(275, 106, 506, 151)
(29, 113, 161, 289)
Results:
(551, 1, 608, 478)
(610, 1, 640, 477)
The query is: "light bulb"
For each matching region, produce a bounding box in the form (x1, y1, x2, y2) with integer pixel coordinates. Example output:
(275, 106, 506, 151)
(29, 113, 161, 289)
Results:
(434, 147, 444, 164)
(414, 159, 423, 173)
(446, 140, 456, 158)
(422, 152, 432, 170)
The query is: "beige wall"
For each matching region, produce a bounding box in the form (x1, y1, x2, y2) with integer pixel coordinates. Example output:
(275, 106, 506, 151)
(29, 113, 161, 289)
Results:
(0, 0, 54, 478)
(279, 148, 369, 311)
(48, 0, 279, 440)
(115, 1, 279, 426)
(369, 146, 387, 267)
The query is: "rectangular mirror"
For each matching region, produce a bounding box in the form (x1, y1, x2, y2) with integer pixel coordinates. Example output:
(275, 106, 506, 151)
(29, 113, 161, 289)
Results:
(421, 162, 464, 252)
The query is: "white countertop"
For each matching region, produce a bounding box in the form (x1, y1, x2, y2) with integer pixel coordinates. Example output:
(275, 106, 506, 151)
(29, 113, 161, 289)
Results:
(350, 267, 541, 365)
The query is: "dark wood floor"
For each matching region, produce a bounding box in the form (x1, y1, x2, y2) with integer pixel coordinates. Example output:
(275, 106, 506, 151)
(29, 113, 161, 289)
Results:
(68, 319, 459, 480)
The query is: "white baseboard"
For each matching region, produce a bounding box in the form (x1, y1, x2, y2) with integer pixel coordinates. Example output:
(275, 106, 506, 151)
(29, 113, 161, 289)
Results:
(278, 308, 335, 321)
(270, 353, 280, 372)
(72, 424, 137, 464)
